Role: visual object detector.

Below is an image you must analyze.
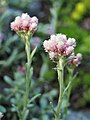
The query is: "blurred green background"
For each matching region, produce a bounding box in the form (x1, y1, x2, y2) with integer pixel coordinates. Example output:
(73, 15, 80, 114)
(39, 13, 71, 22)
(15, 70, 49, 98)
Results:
(0, 0, 90, 119)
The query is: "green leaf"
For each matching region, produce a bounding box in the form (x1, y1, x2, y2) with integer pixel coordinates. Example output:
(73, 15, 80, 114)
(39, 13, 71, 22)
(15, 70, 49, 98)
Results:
(28, 94, 41, 104)
(0, 49, 18, 67)
(0, 105, 6, 113)
(40, 97, 48, 109)
(49, 89, 57, 97)
(24, 109, 29, 120)
(41, 115, 49, 120)
(50, 101, 56, 116)
(30, 67, 33, 80)
(30, 46, 37, 60)
(39, 63, 48, 79)
(63, 81, 72, 96)
(4, 76, 13, 86)
(12, 104, 21, 118)
(27, 104, 34, 108)
(61, 97, 68, 109)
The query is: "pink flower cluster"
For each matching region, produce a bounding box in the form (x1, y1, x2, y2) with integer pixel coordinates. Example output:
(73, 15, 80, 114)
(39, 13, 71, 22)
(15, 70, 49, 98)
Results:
(43, 34, 76, 56)
(10, 13, 38, 33)
(68, 53, 82, 66)
(43, 33, 82, 66)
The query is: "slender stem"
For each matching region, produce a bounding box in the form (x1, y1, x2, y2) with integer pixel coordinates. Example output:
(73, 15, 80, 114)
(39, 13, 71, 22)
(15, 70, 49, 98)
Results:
(55, 57, 64, 120)
(22, 37, 31, 120)
(62, 86, 71, 120)
(62, 69, 73, 120)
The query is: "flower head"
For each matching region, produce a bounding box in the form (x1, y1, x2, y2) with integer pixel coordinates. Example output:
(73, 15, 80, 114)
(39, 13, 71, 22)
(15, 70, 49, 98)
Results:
(43, 33, 76, 59)
(43, 33, 82, 66)
(10, 13, 38, 34)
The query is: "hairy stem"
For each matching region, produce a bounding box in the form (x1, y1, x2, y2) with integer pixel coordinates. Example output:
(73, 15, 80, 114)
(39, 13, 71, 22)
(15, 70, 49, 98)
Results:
(62, 86, 71, 120)
(55, 57, 64, 120)
(22, 37, 31, 120)
(62, 69, 73, 120)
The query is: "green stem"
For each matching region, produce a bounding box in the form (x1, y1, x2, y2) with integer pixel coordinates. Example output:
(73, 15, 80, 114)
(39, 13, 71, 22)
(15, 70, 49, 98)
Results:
(55, 57, 64, 120)
(62, 69, 73, 120)
(22, 37, 31, 120)
(62, 86, 71, 120)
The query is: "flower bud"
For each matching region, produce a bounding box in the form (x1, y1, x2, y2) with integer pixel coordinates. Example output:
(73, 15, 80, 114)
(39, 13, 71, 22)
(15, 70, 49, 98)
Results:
(66, 46, 74, 55)
(56, 34, 67, 42)
(76, 53, 82, 60)
(57, 41, 64, 48)
(67, 38, 76, 47)
(73, 58, 79, 64)
(49, 52, 57, 60)
(50, 34, 56, 41)
(30, 23, 37, 29)
(30, 16, 38, 23)
(43, 40, 50, 51)
(21, 13, 30, 20)
(10, 22, 15, 30)
(15, 16, 21, 23)
(22, 20, 29, 27)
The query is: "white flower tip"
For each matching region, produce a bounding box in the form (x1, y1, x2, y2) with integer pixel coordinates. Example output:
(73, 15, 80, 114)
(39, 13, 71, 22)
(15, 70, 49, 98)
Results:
(31, 16, 38, 23)
(50, 34, 56, 40)
(77, 53, 82, 60)
(0, 112, 3, 118)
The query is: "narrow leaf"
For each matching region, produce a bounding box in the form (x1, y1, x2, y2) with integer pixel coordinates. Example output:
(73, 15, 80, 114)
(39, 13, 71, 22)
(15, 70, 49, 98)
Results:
(30, 46, 37, 60)
(28, 94, 41, 104)
(4, 76, 14, 86)
(63, 81, 72, 96)
(50, 101, 57, 116)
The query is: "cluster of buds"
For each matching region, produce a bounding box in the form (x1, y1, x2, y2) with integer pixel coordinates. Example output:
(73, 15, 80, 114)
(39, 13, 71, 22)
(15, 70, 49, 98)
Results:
(43, 33, 82, 66)
(68, 53, 82, 66)
(10, 13, 38, 33)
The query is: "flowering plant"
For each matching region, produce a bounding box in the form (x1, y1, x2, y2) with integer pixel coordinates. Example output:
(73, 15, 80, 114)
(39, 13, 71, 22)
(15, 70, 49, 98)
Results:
(10, 12, 82, 120)
(10, 13, 40, 120)
(43, 33, 82, 120)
